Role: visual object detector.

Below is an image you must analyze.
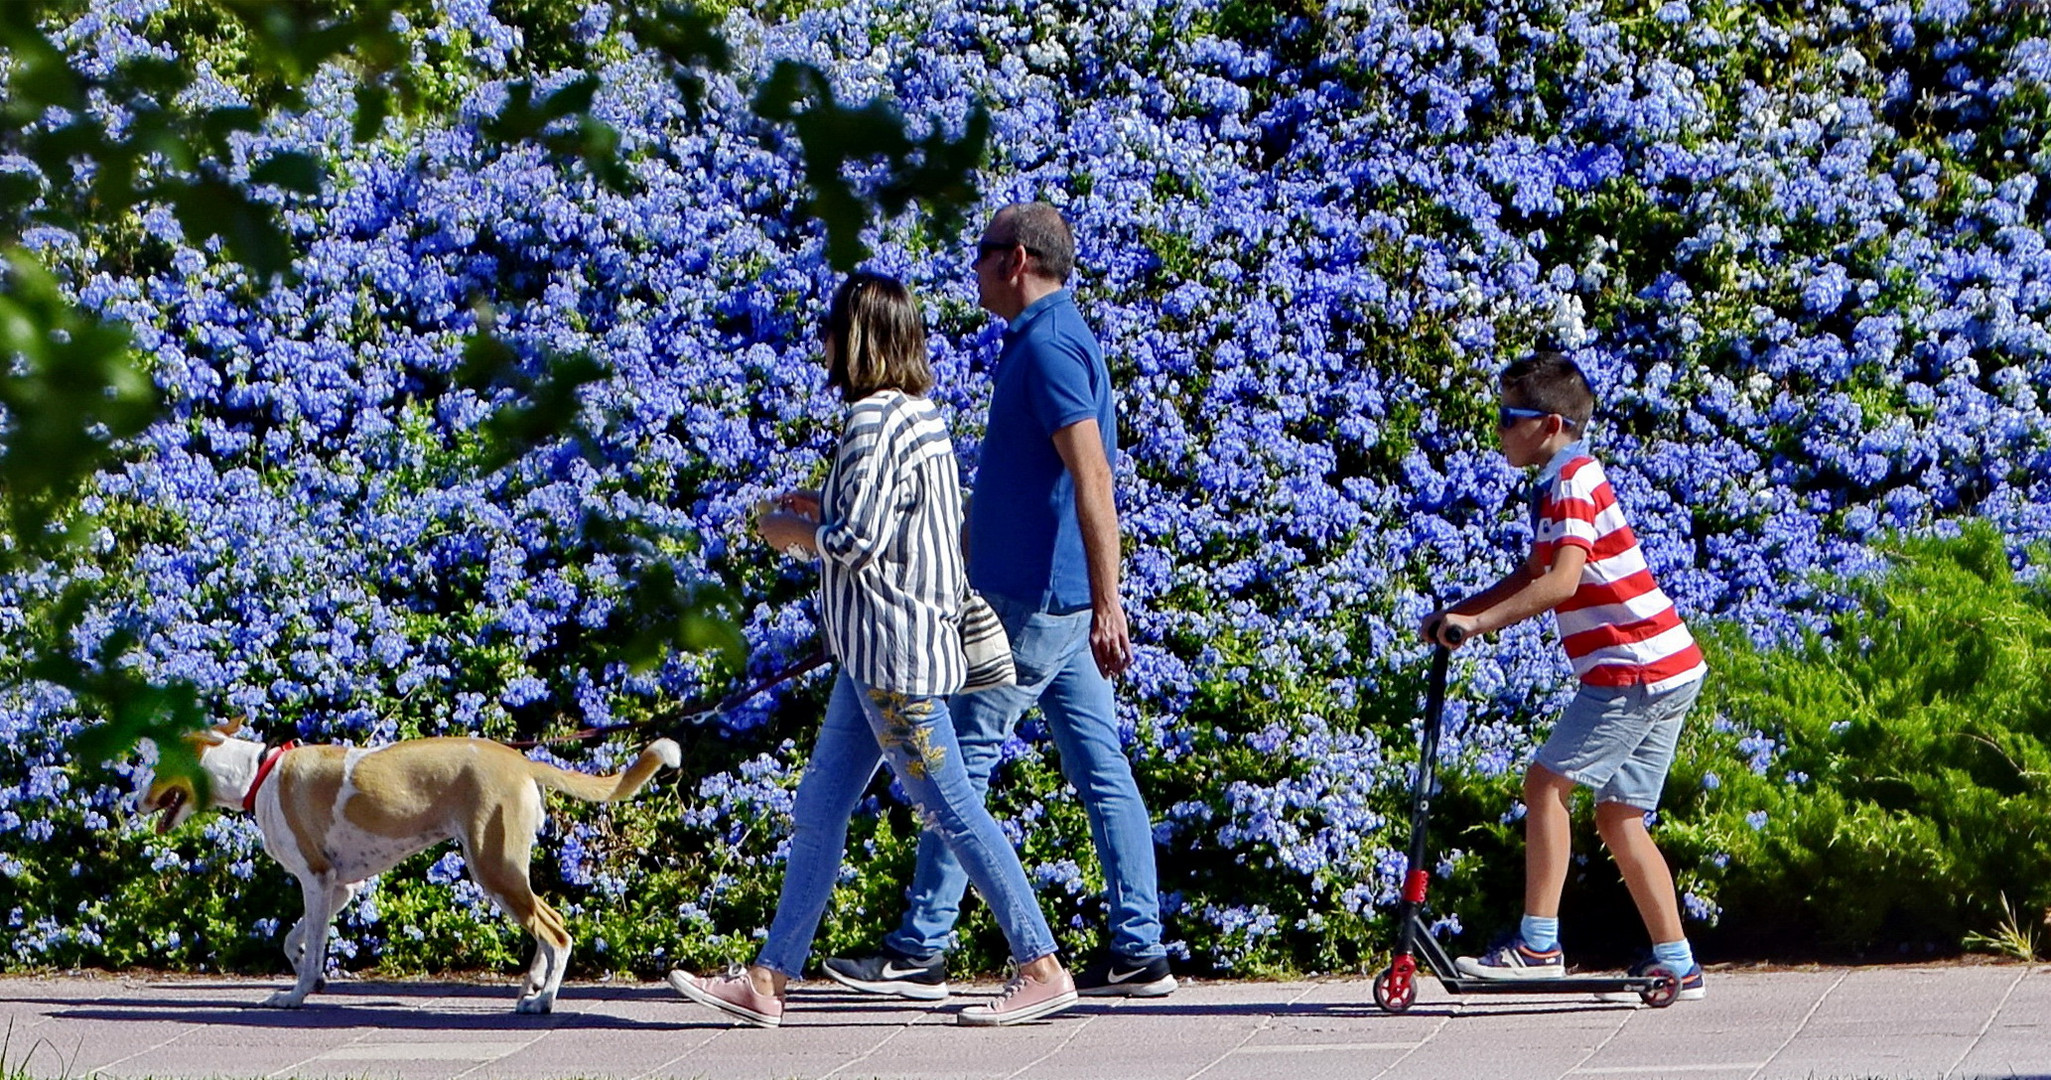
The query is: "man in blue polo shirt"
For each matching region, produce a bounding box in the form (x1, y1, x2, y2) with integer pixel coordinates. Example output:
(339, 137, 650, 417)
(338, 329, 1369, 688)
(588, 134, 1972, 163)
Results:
(824, 202, 1174, 998)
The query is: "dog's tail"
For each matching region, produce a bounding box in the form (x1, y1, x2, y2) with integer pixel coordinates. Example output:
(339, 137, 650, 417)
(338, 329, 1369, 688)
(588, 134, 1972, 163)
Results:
(526, 739, 682, 802)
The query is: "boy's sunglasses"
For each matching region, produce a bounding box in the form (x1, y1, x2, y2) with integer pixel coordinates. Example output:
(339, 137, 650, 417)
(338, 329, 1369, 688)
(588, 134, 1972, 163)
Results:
(1497, 406, 1552, 427)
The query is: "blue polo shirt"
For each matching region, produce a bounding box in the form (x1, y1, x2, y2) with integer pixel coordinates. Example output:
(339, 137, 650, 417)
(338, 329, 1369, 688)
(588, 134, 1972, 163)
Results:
(968, 289, 1118, 613)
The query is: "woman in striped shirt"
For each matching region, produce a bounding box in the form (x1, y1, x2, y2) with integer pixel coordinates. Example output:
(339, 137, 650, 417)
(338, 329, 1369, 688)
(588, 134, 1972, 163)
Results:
(668, 273, 1077, 1028)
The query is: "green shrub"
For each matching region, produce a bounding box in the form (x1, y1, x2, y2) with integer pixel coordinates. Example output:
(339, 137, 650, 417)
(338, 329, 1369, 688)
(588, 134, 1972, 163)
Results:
(1656, 523, 2051, 956)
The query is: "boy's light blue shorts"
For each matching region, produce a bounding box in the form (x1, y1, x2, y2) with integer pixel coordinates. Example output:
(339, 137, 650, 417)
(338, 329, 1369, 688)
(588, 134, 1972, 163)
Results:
(1533, 676, 1704, 811)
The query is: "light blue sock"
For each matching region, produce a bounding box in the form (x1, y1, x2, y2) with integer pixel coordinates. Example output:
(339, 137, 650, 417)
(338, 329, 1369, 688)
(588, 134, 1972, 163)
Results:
(1652, 938, 1695, 972)
(1519, 915, 1560, 952)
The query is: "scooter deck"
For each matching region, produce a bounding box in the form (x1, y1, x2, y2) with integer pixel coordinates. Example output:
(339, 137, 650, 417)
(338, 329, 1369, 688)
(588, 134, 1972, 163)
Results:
(1401, 914, 1676, 1002)
(1432, 974, 1668, 996)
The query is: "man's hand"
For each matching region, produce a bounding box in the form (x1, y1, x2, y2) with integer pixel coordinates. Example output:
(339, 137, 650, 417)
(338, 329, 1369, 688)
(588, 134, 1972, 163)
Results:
(1092, 600, 1134, 677)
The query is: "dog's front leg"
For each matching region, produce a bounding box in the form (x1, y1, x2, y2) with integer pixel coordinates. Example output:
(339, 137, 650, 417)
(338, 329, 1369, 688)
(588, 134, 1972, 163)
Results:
(283, 883, 360, 993)
(281, 916, 321, 994)
(262, 877, 339, 1008)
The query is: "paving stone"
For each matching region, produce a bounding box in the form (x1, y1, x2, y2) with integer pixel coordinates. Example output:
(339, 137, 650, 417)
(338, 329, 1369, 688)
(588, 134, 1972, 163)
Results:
(0, 966, 2043, 1080)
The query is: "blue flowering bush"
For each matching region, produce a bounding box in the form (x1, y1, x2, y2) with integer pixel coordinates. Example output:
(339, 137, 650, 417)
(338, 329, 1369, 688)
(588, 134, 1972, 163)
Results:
(5, 0, 2051, 976)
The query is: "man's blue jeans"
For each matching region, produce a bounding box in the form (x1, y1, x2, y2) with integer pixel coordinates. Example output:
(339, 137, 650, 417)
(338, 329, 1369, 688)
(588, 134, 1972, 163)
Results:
(883, 592, 1166, 964)
(755, 672, 1059, 978)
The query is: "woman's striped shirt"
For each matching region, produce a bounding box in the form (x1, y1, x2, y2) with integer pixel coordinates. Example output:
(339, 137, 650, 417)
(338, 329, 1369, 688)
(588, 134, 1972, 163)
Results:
(814, 389, 967, 697)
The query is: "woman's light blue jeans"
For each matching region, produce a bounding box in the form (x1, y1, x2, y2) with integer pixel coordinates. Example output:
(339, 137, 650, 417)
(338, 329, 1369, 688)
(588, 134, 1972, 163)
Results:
(883, 592, 1166, 965)
(754, 671, 1059, 978)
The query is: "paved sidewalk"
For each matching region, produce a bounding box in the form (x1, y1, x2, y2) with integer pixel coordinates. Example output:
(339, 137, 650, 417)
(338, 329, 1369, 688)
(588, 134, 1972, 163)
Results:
(1, 965, 2045, 1080)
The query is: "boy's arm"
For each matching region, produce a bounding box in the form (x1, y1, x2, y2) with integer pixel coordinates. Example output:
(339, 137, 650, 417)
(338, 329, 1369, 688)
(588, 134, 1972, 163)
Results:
(1424, 545, 1589, 645)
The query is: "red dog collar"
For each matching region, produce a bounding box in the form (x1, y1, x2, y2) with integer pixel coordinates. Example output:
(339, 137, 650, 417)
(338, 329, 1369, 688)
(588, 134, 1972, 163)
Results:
(242, 741, 299, 813)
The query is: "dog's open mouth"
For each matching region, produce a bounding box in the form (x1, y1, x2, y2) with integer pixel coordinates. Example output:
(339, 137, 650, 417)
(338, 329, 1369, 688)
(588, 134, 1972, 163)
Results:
(152, 787, 189, 834)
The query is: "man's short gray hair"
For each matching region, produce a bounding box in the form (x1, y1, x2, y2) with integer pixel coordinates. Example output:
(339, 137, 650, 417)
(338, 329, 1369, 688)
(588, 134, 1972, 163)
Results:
(992, 202, 1075, 283)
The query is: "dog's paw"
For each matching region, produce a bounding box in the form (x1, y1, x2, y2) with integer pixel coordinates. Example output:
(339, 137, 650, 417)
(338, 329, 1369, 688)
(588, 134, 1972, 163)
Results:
(259, 990, 307, 1009)
(515, 993, 556, 1014)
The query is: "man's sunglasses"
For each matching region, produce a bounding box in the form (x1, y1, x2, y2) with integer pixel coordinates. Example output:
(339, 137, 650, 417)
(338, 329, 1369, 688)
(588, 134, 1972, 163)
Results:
(1497, 405, 1552, 427)
(976, 240, 1044, 261)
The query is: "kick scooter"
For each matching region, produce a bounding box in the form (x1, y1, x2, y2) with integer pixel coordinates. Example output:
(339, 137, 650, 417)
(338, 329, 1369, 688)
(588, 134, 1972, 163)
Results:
(1371, 626, 1681, 1012)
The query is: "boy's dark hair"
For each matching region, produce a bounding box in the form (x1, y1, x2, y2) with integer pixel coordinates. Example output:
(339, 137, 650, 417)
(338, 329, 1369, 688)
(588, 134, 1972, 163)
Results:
(1500, 350, 1595, 430)
(823, 272, 932, 402)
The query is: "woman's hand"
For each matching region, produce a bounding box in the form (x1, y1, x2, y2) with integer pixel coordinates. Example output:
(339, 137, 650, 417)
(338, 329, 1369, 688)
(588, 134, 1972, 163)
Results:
(755, 510, 818, 558)
(776, 490, 821, 521)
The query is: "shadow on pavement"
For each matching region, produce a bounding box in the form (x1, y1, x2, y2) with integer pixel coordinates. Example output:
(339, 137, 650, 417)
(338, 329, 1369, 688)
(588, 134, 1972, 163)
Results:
(1065, 999, 1645, 1020)
(42, 1003, 683, 1030)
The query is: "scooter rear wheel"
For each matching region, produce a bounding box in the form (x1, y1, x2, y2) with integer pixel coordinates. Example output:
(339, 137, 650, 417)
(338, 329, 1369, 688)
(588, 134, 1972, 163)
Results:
(1373, 965, 1417, 1013)
(1638, 964, 1681, 1008)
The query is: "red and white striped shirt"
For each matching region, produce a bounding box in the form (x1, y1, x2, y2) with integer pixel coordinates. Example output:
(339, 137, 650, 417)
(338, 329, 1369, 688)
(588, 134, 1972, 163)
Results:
(1532, 453, 1707, 692)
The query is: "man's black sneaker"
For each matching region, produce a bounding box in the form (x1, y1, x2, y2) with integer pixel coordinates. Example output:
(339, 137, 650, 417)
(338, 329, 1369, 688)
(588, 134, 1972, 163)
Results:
(1074, 955, 1177, 997)
(820, 947, 950, 1001)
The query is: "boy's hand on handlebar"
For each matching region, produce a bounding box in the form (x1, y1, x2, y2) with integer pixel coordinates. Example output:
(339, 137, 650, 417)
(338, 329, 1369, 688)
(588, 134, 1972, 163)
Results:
(1421, 611, 1480, 649)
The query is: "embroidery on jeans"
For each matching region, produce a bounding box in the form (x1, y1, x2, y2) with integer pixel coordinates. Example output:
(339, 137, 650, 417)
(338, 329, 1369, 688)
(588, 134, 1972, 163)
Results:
(867, 689, 947, 780)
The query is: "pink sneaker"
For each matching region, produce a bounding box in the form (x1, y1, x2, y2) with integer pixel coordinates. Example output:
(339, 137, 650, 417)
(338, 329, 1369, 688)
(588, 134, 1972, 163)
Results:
(956, 965, 1079, 1026)
(667, 967, 783, 1028)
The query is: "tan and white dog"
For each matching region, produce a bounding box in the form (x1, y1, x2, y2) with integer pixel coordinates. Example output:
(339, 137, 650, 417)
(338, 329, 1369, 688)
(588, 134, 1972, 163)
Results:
(138, 720, 680, 1013)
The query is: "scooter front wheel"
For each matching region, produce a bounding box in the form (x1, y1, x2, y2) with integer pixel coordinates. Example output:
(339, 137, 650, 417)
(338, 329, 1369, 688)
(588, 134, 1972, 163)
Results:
(1373, 964, 1418, 1013)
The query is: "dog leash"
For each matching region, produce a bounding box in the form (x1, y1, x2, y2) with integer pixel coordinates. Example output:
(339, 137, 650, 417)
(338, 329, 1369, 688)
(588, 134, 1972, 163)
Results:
(505, 649, 831, 749)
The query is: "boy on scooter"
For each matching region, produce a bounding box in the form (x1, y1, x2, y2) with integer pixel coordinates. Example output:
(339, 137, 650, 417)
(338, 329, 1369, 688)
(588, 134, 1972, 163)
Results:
(1421, 351, 1709, 1001)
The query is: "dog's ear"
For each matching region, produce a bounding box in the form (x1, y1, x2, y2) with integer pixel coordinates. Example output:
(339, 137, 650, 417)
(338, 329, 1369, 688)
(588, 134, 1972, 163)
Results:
(186, 717, 244, 747)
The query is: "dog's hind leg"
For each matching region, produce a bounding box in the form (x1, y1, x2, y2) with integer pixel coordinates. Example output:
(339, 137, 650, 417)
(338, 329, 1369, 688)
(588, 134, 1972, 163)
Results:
(518, 895, 572, 1014)
(263, 876, 341, 1008)
(467, 800, 572, 1014)
(283, 915, 308, 969)
(474, 874, 569, 1014)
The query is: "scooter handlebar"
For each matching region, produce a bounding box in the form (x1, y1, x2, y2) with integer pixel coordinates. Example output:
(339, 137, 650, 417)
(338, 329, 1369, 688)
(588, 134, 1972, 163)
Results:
(1425, 616, 1467, 648)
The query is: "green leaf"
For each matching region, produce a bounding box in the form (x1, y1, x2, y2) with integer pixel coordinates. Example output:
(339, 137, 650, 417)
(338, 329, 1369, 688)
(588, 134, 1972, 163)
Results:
(168, 179, 296, 285)
(0, 248, 158, 547)
(476, 351, 611, 472)
(249, 151, 326, 195)
(199, 106, 263, 155)
(4, 32, 85, 113)
(0, 170, 42, 220)
(353, 83, 390, 142)
(115, 55, 191, 100)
